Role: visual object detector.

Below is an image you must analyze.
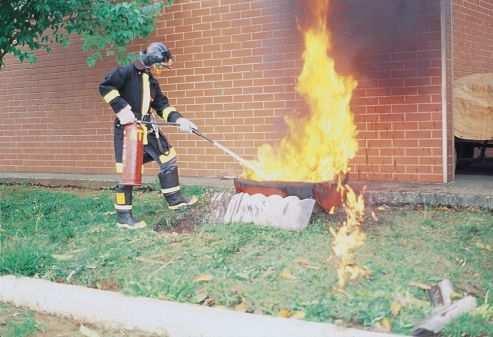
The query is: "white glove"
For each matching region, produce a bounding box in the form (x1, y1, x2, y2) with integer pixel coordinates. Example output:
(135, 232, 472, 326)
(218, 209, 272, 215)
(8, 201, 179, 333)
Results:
(176, 117, 197, 133)
(117, 105, 136, 125)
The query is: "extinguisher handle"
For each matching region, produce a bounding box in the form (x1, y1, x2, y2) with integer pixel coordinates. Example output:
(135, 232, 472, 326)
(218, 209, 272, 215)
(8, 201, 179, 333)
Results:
(137, 120, 180, 127)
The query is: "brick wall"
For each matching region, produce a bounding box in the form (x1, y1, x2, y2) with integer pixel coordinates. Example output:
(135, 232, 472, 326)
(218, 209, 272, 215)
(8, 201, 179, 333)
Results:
(0, 0, 299, 178)
(0, 0, 447, 183)
(0, 40, 117, 174)
(153, 0, 300, 178)
(453, 0, 493, 79)
(335, 0, 445, 182)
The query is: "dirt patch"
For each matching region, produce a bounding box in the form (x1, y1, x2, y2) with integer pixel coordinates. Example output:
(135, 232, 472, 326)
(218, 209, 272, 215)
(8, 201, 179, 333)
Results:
(153, 216, 197, 234)
(152, 190, 216, 234)
(95, 279, 120, 291)
(0, 303, 164, 337)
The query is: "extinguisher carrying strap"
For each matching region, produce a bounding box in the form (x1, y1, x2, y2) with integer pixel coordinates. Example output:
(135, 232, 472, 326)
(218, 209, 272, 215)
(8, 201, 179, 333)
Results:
(139, 114, 167, 154)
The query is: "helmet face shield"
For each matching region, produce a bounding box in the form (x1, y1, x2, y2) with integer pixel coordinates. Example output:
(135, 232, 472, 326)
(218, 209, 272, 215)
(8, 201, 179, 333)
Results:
(142, 42, 174, 69)
(154, 54, 175, 69)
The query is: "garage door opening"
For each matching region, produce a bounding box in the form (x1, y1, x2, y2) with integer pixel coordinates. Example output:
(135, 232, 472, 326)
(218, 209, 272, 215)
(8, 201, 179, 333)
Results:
(454, 73, 493, 178)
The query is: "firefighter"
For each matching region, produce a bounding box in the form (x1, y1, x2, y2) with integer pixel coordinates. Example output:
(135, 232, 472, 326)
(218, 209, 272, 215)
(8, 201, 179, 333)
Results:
(99, 42, 198, 229)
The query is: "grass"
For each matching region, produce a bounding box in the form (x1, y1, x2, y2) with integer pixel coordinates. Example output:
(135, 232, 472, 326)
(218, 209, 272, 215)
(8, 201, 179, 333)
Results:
(0, 303, 39, 337)
(5, 315, 38, 337)
(443, 307, 493, 337)
(0, 184, 492, 335)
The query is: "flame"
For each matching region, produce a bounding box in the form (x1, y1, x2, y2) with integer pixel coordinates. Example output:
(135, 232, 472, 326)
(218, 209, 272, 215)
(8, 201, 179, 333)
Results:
(243, 0, 358, 183)
(242, 0, 369, 289)
(330, 180, 369, 289)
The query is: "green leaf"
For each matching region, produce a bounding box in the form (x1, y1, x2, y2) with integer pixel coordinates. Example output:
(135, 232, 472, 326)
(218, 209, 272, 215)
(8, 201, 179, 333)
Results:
(0, 0, 172, 68)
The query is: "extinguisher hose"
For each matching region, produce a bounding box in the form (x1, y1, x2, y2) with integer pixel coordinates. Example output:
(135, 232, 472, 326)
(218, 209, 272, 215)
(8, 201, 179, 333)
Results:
(136, 120, 259, 173)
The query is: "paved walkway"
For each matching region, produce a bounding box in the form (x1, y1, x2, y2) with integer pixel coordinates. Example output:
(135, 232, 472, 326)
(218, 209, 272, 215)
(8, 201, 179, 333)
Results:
(0, 172, 492, 209)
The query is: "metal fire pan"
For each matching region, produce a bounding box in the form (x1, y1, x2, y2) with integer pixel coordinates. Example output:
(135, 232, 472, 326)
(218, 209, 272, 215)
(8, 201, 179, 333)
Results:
(234, 178, 342, 212)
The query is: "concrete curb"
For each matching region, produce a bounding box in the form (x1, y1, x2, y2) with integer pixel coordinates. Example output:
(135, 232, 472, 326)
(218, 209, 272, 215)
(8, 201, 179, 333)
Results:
(0, 276, 404, 337)
(1, 172, 492, 209)
(0, 172, 233, 189)
(366, 190, 493, 210)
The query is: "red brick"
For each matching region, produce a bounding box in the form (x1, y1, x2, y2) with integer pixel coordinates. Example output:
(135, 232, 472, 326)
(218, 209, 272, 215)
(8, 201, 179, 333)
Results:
(0, 0, 451, 184)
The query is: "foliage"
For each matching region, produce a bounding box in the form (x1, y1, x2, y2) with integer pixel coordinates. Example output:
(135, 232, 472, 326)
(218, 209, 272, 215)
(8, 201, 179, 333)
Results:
(0, 240, 54, 276)
(0, 0, 174, 68)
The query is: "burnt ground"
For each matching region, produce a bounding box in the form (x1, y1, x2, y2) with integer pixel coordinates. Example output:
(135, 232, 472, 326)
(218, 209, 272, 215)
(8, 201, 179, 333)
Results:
(152, 189, 219, 234)
(150, 187, 391, 235)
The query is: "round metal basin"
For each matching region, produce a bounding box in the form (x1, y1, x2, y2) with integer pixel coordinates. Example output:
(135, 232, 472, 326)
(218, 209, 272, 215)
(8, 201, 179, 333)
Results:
(233, 178, 342, 212)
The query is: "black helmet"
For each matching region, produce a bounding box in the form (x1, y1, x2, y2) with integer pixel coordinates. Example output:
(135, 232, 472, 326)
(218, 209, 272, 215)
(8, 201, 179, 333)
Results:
(141, 42, 172, 67)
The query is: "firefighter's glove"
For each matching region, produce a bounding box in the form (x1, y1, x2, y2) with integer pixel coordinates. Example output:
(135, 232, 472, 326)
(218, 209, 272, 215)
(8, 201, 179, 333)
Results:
(117, 105, 137, 125)
(176, 117, 197, 133)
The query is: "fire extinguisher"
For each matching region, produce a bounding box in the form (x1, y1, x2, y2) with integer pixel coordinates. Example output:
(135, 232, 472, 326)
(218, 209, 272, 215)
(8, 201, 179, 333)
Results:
(121, 123, 145, 186)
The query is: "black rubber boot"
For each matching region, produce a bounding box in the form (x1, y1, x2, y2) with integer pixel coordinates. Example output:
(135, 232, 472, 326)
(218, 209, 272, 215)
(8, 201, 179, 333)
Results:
(115, 185, 146, 229)
(165, 191, 198, 210)
(159, 168, 198, 210)
(116, 210, 146, 230)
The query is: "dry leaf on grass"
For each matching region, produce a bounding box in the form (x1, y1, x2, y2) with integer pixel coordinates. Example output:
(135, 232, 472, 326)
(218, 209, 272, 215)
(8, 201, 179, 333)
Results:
(295, 257, 311, 266)
(52, 254, 74, 261)
(394, 293, 430, 309)
(280, 270, 297, 280)
(278, 308, 292, 318)
(234, 301, 249, 312)
(79, 325, 101, 337)
(409, 281, 431, 290)
(291, 310, 306, 319)
(215, 305, 228, 310)
(374, 317, 392, 332)
(195, 288, 215, 306)
(277, 309, 305, 319)
(391, 301, 402, 317)
(476, 242, 493, 252)
(193, 274, 214, 282)
(294, 257, 320, 270)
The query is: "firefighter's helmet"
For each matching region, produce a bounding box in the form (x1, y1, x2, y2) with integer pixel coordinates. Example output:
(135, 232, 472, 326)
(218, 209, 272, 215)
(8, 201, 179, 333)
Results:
(141, 42, 173, 68)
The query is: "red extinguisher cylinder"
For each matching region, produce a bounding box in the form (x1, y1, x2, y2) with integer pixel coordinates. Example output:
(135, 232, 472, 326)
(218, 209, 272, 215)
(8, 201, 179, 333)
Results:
(121, 124, 145, 186)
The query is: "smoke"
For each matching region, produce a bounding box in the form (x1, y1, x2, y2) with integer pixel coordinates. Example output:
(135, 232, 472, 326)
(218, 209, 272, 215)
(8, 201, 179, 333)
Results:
(293, 0, 441, 78)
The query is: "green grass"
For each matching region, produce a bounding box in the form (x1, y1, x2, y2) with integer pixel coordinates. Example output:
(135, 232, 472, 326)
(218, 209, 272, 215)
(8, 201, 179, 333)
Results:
(0, 184, 492, 334)
(1, 309, 39, 337)
(443, 303, 493, 337)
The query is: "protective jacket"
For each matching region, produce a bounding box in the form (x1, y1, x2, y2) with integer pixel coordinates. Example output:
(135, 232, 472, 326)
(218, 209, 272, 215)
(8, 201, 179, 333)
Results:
(99, 63, 182, 169)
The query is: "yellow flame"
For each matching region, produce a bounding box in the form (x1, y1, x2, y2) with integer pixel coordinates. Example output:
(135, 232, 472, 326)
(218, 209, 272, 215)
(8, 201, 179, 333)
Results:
(242, 0, 369, 290)
(244, 0, 358, 183)
(330, 181, 369, 289)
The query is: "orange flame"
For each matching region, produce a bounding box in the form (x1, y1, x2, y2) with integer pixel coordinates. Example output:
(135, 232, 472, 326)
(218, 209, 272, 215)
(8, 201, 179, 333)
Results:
(244, 0, 358, 183)
(243, 0, 369, 290)
(330, 180, 369, 289)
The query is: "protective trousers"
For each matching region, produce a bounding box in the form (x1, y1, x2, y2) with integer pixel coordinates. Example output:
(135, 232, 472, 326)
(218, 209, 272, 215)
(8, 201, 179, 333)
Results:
(114, 129, 182, 213)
